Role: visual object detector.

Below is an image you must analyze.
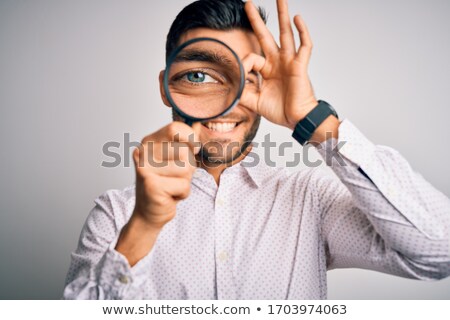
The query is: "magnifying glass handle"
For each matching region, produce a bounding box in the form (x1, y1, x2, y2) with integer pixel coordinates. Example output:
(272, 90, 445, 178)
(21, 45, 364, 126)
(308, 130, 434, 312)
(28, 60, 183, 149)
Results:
(184, 119, 201, 168)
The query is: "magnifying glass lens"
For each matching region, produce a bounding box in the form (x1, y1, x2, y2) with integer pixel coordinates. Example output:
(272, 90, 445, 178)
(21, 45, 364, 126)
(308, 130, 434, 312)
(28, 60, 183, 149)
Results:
(166, 39, 243, 120)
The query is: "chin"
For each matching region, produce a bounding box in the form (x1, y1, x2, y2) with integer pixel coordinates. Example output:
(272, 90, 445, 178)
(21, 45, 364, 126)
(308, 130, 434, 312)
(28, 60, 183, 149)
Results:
(200, 138, 251, 166)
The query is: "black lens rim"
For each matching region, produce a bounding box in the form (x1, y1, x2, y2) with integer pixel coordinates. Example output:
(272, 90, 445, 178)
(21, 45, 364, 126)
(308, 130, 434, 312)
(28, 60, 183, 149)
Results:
(163, 37, 245, 124)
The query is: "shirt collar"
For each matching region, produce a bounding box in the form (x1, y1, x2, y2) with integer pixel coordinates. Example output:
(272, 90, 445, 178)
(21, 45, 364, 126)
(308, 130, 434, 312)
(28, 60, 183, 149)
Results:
(193, 151, 274, 188)
(239, 152, 273, 188)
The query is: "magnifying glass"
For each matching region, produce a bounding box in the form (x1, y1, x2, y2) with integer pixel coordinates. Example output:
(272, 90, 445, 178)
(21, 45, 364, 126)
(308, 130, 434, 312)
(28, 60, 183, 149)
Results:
(163, 37, 245, 126)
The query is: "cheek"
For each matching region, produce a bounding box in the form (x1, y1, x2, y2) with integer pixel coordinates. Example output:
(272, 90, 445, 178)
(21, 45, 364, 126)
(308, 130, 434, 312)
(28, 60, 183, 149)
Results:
(243, 114, 260, 130)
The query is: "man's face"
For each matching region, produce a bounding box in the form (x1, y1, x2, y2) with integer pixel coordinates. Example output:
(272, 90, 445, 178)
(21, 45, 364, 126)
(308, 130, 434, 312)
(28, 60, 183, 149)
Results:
(161, 28, 263, 165)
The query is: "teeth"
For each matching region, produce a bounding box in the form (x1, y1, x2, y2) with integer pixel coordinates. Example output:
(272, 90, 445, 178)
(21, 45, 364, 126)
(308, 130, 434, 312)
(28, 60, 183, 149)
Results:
(205, 122, 237, 132)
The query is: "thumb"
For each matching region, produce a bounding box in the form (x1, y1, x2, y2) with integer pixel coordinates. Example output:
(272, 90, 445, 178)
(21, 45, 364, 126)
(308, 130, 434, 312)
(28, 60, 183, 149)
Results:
(239, 88, 259, 114)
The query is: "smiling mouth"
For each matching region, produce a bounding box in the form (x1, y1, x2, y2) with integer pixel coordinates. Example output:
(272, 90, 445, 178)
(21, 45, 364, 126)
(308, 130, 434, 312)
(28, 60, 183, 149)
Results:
(202, 121, 242, 133)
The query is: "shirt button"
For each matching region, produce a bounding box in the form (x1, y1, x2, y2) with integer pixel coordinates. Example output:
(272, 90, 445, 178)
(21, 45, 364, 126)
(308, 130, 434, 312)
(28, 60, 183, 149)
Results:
(387, 186, 397, 198)
(218, 251, 229, 262)
(118, 275, 129, 284)
(216, 198, 224, 206)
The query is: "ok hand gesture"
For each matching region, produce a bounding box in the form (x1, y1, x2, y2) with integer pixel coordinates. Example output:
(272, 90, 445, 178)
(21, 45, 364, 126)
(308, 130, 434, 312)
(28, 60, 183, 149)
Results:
(241, 0, 319, 130)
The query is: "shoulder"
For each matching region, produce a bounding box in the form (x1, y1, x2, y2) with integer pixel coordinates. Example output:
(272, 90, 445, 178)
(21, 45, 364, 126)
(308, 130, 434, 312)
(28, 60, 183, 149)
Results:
(267, 165, 347, 206)
(265, 164, 340, 191)
(89, 184, 136, 231)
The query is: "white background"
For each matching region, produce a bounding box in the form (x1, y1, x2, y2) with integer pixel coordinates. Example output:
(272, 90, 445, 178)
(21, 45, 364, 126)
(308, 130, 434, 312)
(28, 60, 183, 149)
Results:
(0, 0, 449, 299)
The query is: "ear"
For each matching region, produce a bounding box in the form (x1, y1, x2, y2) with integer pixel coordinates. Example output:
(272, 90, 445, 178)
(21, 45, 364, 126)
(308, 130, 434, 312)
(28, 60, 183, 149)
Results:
(159, 70, 171, 108)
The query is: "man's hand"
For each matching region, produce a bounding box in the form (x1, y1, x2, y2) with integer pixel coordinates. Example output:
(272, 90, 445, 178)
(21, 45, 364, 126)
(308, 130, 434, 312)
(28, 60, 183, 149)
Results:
(115, 122, 201, 266)
(242, 0, 339, 142)
(133, 122, 200, 228)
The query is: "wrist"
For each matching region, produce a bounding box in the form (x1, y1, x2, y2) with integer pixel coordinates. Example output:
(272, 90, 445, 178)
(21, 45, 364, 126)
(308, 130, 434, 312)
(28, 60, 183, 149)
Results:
(132, 205, 173, 231)
(129, 210, 164, 233)
(291, 100, 339, 146)
(308, 115, 339, 145)
(115, 211, 163, 266)
(287, 98, 319, 130)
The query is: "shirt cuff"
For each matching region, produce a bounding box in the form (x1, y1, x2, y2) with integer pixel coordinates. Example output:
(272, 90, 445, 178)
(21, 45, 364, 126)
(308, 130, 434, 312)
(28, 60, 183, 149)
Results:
(94, 235, 156, 299)
(316, 118, 376, 167)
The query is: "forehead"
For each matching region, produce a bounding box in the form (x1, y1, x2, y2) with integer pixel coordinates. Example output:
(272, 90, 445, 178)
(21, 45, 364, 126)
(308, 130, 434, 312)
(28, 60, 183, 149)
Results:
(178, 28, 262, 59)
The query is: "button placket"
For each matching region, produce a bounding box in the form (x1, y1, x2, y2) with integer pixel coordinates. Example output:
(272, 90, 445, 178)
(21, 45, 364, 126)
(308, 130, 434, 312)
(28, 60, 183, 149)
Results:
(214, 174, 236, 299)
(118, 274, 129, 284)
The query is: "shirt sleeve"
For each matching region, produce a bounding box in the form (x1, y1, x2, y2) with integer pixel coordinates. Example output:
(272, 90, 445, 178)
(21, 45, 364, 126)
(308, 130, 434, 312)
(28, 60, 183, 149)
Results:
(315, 119, 450, 280)
(62, 188, 157, 299)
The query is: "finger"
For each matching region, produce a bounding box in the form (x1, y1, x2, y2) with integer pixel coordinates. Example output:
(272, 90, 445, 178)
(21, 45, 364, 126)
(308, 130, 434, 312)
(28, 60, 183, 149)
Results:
(153, 160, 195, 179)
(171, 122, 201, 155)
(244, 1, 279, 57)
(239, 53, 266, 113)
(145, 121, 201, 155)
(160, 176, 191, 200)
(294, 15, 313, 69)
(277, 0, 295, 54)
(239, 88, 260, 114)
(134, 141, 196, 169)
(242, 53, 267, 78)
(134, 150, 195, 178)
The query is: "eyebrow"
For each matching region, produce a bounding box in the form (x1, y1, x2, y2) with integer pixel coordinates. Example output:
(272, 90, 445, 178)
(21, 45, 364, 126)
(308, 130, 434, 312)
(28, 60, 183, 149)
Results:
(172, 49, 261, 82)
(173, 49, 235, 67)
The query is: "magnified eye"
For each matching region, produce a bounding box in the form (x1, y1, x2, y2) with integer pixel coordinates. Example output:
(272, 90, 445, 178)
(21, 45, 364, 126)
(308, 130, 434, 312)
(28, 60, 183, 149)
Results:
(184, 71, 218, 84)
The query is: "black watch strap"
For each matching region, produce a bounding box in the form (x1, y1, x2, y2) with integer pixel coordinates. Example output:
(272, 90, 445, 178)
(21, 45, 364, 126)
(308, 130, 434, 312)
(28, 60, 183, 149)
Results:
(292, 100, 338, 145)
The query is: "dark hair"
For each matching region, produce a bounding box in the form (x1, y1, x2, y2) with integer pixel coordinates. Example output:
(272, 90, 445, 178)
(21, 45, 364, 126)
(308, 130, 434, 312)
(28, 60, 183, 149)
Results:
(165, 0, 267, 59)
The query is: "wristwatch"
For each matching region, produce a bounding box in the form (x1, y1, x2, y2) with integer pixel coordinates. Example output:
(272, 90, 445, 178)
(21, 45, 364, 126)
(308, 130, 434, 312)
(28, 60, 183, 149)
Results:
(292, 100, 338, 145)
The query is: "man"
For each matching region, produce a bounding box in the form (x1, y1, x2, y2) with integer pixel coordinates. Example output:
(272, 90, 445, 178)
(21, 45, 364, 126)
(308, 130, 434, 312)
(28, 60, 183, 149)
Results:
(63, 0, 450, 299)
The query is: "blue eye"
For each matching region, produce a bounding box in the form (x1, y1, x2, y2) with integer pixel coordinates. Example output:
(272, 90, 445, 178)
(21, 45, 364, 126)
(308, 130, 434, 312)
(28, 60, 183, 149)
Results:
(184, 71, 218, 84)
(187, 72, 205, 82)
